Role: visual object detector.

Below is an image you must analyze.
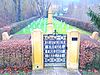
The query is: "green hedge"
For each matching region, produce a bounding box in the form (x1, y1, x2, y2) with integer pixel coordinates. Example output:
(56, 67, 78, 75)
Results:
(9, 16, 40, 34)
(54, 16, 99, 33)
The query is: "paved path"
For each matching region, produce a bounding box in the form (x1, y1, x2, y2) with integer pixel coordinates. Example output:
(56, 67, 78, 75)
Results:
(32, 68, 81, 75)
(11, 34, 31, 40)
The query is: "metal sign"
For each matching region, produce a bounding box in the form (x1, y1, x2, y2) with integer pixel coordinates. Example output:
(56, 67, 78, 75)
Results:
(43, 33, 67, 67)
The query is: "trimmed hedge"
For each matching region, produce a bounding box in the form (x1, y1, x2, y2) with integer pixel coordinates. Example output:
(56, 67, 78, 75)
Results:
(9, 16, 40, 34)
(0, 34, 100, 71)
(0, 39, 32, 70)
(54, 16, 99, 33)
(0, 16, 40, 41)
(80, 40, 100, 72)
(91, 47, 100, 70)
(79, 40, 98, 69)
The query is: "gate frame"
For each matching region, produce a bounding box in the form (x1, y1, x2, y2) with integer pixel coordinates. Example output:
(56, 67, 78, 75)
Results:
(31, 29, 80, 70)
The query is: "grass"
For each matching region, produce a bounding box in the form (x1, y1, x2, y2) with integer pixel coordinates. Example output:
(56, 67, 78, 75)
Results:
(16, 18, 92, 35)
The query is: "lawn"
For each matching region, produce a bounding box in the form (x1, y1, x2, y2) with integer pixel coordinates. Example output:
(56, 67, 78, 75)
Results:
(16, 18, 92, 35)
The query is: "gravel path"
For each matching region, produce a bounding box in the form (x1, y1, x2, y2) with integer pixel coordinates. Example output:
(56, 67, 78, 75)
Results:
(32, 68, 81, 75)
(11, 34, 31, 40)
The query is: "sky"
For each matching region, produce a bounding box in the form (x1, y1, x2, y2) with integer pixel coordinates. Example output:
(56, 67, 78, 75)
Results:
(54, 0, 80, 6)
(54, 0, 80, 7)
(63, 0, 80, 3)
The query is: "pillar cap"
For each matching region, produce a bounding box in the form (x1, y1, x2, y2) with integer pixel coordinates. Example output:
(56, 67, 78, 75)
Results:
(48, 6, 53, 14)
(31, 29, 43, 33)
(67, 30, 80, 34)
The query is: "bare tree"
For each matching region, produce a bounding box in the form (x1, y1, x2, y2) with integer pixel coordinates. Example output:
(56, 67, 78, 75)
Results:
(35, 0, 51, 17)
(17, 0, 21, 21)
(13, 0, 21, 22)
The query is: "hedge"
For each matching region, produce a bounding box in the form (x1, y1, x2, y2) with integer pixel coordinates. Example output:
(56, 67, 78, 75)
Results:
(9, 16, 40, 34)
(0, 39, 32, 70)
(54, 16, 99, 33)
(0, 16, 40, 41)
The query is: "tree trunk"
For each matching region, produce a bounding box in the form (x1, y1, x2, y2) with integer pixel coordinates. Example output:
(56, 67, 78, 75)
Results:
(17, 0, 21, 22)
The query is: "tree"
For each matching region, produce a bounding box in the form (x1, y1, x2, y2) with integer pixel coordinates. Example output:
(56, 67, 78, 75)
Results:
(35, 0, 51, 17)
(87, 7, 100, 30)
(13, 0, 21, 22)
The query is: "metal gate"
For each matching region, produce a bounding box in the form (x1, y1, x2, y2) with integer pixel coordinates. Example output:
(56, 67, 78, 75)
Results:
(43, 33, 67, 67)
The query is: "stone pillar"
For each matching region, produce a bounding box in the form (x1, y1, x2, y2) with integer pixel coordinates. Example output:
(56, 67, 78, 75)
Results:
(48, 6, 52, 24)
(31, 29, 44, 70)
(67, 31, 80, 70)
(90, 32, 99, 40)
(47, 24, 54, 34)
(47, 6, 54, 34)
(2, 32, 12, 41)
(0, 28, 4, 40)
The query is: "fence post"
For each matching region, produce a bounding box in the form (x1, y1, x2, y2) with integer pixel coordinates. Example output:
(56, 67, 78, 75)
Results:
(31, 29, 43, 70)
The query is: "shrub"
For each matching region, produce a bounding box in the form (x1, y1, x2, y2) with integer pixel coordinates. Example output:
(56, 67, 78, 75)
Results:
(79, 40, 100, 71)
(0, 39, 32, 70)
(79, 40, 98, 69)
(89, 47, 100, 71)
(87, 8, 100, 30)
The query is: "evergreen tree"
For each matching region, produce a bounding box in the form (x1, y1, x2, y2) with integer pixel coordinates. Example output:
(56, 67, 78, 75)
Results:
(87, 7, 100, 30)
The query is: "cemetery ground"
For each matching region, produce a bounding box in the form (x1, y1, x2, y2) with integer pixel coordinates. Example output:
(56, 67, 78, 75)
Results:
(0, 18, 100, 75)
(16, 18, 92, 35)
